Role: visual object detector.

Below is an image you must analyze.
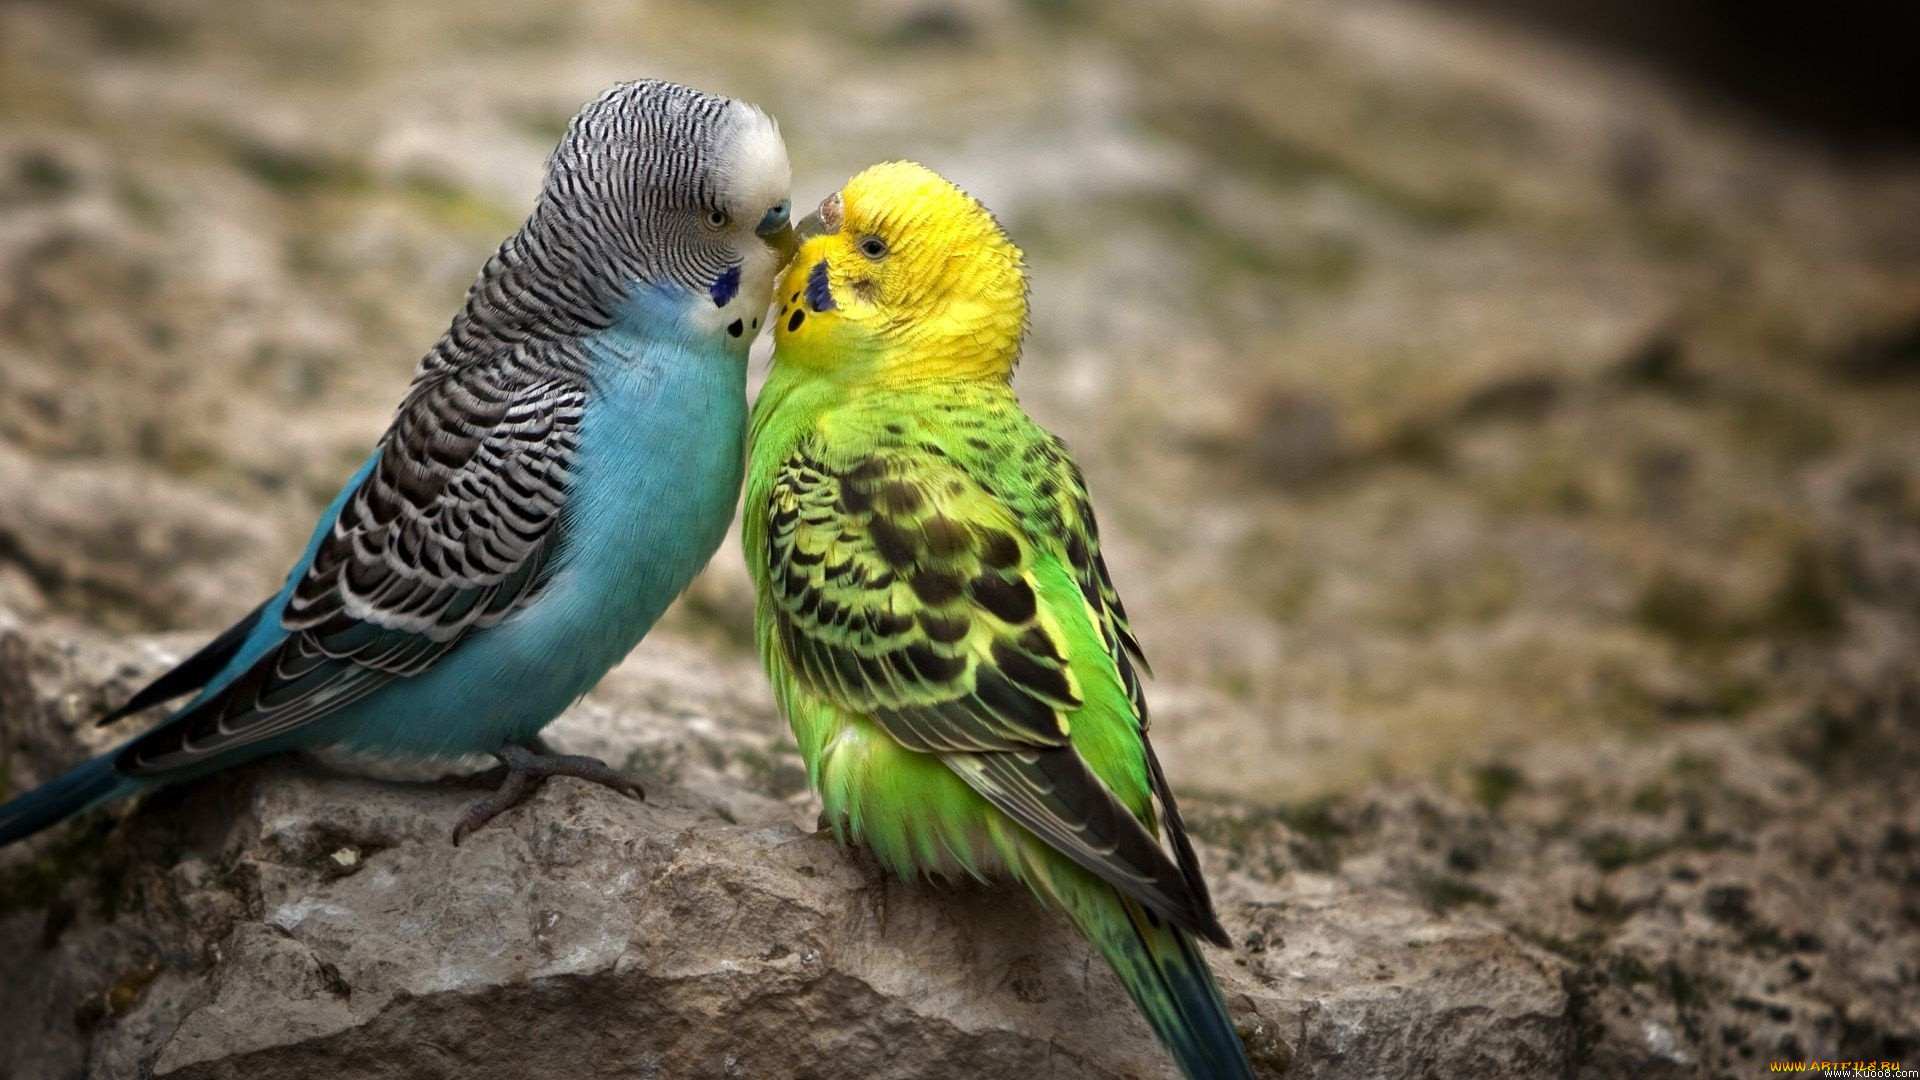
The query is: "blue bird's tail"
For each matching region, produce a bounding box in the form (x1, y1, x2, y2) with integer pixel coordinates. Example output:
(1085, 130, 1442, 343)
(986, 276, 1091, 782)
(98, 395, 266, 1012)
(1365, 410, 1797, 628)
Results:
(1068, 884, 1256, 1080)
(0, 754, 131, 847)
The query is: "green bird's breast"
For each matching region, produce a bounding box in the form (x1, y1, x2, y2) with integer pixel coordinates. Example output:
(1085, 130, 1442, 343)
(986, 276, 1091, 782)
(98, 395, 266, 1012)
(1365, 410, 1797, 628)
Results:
(745, 374, 1156, 886)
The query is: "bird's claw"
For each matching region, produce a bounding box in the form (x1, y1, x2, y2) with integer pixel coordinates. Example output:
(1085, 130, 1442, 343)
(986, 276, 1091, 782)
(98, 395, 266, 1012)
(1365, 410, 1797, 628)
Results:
(449, 742, 645, 845)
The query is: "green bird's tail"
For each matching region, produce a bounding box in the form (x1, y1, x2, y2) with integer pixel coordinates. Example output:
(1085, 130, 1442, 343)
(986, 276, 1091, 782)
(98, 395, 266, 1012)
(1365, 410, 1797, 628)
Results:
(1068, 885, 1256, 1080)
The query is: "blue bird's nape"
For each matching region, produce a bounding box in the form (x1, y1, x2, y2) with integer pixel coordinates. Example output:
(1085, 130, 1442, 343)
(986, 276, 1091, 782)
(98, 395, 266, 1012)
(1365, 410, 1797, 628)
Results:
(0, 79, 794, 850)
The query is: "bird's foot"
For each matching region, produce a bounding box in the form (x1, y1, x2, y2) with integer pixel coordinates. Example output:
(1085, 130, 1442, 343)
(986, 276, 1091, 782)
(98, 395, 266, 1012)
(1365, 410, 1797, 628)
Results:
(450, 742, 644, 845)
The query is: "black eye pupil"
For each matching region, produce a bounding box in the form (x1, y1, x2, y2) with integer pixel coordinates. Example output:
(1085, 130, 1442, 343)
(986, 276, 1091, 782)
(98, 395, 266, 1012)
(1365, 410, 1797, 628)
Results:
(861, 238, 886, 258)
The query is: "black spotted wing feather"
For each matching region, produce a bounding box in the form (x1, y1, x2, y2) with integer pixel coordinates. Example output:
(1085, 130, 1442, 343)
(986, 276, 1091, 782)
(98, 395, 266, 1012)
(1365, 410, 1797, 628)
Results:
(762, 444, 1227, 944)
(118, 361, 584, 776)
(1035, 438, 1220, 943)
(765, 452, 1079, 752)
(1041, 439, 1150, 721)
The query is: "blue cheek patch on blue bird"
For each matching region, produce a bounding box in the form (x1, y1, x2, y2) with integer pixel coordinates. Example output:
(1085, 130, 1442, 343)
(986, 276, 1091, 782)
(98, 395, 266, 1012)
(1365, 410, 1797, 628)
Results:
(804, 260, 836, 312)
(710, 265, 741, 308)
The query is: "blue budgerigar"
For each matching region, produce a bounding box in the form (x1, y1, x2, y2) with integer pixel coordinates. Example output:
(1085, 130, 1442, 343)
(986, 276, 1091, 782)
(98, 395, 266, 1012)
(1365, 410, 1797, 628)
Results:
(0, 80, 794, 846)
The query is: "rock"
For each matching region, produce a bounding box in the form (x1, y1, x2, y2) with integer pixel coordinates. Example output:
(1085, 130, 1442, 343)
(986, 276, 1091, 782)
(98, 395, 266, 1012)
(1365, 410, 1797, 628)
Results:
(0, 445, 282, 634)
(11, 612, 1913, 1078)
(0, 617, 1578, 1080)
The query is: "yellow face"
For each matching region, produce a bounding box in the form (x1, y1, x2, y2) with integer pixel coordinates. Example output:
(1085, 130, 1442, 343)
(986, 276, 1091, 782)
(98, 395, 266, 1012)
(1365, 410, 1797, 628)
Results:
(772, 161, 1028, 382)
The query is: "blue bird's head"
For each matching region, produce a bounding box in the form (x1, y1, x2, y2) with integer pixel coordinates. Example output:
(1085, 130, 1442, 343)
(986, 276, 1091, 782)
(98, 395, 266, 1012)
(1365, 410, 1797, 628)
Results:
(530, 80, 795, 342)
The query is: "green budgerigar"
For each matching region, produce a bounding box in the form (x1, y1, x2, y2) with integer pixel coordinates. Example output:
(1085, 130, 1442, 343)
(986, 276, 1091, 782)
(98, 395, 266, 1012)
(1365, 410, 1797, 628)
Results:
(744, 161, 1255, 1079)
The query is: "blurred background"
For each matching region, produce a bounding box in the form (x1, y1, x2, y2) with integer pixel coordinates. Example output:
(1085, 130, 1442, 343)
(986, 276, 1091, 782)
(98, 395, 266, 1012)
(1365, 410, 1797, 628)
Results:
(1, 0, 1917, 804)
(4, 1, 1920, 1069)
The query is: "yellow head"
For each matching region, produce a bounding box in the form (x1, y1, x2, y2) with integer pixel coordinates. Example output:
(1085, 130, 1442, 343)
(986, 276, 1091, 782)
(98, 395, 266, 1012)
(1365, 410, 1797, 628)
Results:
(771, 161, 1028, 385)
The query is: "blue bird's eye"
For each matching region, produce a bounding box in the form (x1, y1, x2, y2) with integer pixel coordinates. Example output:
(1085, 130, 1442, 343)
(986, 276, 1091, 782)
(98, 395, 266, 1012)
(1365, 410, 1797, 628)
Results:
(756, 200, 791, 235)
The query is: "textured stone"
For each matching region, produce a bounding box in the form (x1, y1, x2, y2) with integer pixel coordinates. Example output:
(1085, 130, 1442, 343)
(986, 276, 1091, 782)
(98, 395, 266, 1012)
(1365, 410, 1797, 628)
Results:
(0, 622, 1573, 1080)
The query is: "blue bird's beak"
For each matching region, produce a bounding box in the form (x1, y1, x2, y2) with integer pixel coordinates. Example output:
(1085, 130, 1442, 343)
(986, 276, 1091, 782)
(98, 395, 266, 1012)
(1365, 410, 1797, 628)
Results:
(757, 200, 797, 265)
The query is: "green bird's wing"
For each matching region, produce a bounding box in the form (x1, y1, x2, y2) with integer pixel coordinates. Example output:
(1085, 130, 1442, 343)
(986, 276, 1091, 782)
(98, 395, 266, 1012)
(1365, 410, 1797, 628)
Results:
(761, 443, 1227, 944)
(1043, 449, 1219, 942)
(1049, 449, 1151, 709)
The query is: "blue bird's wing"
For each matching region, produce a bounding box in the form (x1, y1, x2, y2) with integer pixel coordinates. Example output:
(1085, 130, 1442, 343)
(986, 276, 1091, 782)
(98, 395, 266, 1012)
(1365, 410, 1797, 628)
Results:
(115, 359, 586, 777)
(98, 452, 381, 726)
(96, 597, 275, 725)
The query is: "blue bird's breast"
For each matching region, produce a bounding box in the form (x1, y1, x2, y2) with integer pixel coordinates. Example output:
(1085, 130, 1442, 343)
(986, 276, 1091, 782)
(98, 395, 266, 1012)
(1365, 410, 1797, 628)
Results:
(555, 324, 748, 647)
(173, 287, 749, 763)
(471, 313, 748, 730)
(333, 294, 749, 757)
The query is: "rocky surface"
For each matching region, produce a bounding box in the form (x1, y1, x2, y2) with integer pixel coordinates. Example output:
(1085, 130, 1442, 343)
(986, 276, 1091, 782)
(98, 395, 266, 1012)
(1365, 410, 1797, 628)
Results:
(2, 0, 1918, 1076)
(0, 0, 1916, 798)
(2, 620, 1569, 1080)
(3, 608, 1915, 1078)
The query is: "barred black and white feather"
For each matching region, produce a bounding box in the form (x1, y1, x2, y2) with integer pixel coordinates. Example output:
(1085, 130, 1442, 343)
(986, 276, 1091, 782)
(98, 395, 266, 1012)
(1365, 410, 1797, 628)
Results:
(118, 81, 787, 775)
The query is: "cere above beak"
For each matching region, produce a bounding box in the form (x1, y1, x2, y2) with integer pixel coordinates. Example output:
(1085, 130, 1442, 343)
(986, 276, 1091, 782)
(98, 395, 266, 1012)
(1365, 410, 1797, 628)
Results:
(756, 199, 790, 235)
(795, 191, 843, 244)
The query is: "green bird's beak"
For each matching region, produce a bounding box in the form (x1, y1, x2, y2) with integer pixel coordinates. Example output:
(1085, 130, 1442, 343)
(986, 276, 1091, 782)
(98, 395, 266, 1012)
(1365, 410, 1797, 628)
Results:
(765, 220, 798, 265)
(756, 198, 798, 264)
(795, 192, 842, 244)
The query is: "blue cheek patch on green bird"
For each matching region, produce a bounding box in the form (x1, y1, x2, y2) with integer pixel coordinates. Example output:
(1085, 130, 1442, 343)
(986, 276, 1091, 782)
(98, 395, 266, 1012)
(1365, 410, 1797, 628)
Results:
(710, 265, 741, 307)
(805, 260, 836, 312)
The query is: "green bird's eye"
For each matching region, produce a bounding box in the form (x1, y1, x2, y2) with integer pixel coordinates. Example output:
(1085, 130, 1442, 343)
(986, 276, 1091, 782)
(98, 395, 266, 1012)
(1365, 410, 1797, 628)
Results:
(858, 235, 888, 260)
(703, 209, 732, 232)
